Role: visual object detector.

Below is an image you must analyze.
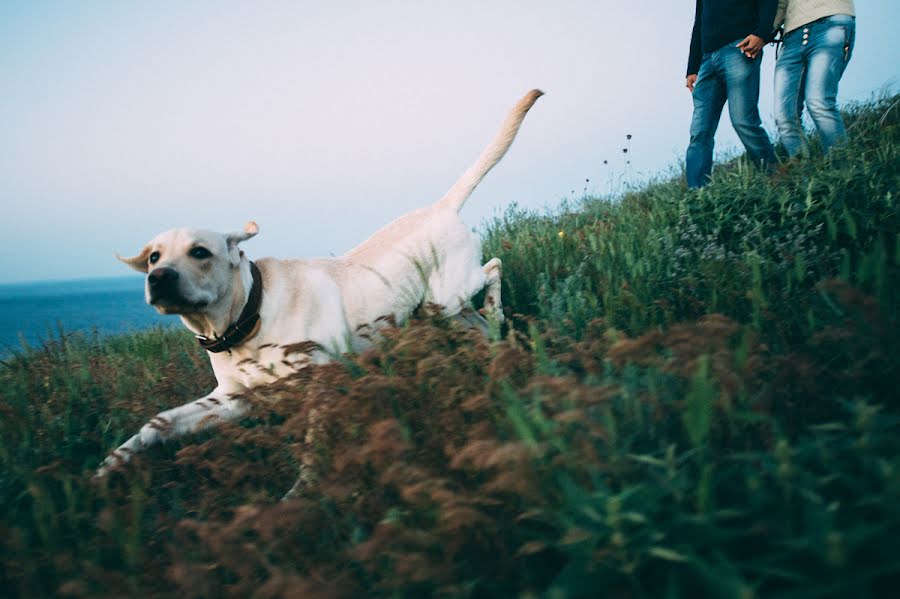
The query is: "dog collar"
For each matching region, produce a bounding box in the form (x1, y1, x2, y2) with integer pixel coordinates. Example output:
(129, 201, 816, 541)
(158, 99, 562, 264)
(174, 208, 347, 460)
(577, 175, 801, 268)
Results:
(196, 261, 263, 353)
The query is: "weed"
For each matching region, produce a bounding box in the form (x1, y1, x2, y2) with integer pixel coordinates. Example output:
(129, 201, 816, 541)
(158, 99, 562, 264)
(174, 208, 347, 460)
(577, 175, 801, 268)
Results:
(1, 94, 899, 598)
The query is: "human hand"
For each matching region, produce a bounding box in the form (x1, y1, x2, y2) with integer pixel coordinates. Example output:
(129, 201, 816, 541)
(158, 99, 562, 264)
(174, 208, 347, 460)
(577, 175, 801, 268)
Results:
(686, 74, 698, 93)
(736, 34, 765, 59)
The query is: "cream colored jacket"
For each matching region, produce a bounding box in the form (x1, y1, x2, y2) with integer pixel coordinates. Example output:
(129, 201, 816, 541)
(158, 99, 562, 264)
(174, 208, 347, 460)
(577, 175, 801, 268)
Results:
(775, 0, 855, 34)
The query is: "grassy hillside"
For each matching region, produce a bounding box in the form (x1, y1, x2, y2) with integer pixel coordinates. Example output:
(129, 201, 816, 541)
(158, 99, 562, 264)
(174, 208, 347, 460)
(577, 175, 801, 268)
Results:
(1, 95, 899, 598)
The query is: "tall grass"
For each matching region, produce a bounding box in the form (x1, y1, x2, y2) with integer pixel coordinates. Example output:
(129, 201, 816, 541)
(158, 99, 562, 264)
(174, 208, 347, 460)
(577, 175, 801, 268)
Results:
(1, 94, 898, 598)
(484, 96, 899, 344)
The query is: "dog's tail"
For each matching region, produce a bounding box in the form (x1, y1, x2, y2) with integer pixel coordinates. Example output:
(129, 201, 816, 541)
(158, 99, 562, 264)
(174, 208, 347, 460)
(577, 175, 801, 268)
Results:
(435, 89, 543, 213)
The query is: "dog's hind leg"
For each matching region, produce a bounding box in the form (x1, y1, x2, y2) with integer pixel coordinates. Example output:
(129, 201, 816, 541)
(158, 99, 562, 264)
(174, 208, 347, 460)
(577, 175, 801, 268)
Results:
(481, 257, 504, 324)
(95, 391, 247, 477)
(441, 258, 504, 338)
(451, 307, 489, 335)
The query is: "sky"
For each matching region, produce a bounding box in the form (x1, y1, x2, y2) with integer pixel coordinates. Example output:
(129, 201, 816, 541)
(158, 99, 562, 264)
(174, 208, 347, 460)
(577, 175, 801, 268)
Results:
(1, 1, 897, 284)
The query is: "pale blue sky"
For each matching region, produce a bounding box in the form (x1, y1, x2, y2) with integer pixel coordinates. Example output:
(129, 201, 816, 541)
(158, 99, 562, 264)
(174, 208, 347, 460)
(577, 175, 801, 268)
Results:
(1, 1, 896, 284)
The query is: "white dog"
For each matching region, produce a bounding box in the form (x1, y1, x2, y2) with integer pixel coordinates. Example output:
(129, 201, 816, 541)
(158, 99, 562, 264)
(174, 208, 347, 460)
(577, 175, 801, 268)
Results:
(97, 89, 542, 476)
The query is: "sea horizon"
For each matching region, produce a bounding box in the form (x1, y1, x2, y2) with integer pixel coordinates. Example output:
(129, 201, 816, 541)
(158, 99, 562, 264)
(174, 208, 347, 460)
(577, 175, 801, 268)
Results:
(0, 275, 179, 354)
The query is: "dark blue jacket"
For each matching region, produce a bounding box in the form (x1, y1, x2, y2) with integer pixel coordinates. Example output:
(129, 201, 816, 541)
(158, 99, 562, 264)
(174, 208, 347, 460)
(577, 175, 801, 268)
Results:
(687, 0, 778, 76)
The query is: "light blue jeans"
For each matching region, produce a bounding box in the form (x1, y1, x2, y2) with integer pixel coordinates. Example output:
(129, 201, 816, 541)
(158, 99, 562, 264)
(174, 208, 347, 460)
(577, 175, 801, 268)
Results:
(687, 40, 776, 189)
(774, 14, 856, 157)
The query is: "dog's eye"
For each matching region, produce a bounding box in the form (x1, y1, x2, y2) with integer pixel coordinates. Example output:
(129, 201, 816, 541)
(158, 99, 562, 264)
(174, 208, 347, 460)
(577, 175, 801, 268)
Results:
(190, 247, 212, 259)
(149, 251, 160, 264)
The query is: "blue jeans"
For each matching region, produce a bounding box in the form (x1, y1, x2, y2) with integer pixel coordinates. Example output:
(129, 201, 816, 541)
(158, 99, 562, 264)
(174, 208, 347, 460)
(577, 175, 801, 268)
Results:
(774, 14, 856, 157)
(686, 40, 776, 188)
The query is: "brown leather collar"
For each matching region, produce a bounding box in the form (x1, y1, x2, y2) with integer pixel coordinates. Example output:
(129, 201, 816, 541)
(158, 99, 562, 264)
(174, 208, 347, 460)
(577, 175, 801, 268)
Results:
(196, 261, 263, 353)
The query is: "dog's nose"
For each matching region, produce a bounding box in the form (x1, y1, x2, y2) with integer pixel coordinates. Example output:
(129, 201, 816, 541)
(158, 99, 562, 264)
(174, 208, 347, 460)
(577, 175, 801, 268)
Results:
(148, 267, 179, 287)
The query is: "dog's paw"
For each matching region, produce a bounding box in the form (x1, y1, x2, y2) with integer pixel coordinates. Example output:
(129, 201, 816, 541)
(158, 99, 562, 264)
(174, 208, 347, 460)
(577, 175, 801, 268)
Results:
(94, 430, 148, 477)
(95, 449, 129, 478)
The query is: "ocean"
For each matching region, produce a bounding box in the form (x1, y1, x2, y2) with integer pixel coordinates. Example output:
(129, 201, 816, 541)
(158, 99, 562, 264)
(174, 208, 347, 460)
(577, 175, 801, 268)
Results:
(0, 276, 178, 354)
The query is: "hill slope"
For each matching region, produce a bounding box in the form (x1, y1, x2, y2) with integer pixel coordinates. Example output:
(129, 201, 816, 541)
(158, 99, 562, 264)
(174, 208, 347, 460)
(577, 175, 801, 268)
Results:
(1, 95, 899, 598)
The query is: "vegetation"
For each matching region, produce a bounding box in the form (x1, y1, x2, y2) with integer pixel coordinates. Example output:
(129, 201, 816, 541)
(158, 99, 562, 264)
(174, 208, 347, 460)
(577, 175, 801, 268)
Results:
(2, 95, 899, 598)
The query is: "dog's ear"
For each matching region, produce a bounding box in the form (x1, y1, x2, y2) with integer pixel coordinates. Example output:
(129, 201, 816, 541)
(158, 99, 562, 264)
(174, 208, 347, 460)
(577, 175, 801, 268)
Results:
(225, 221, 259, 266)
(117, 246, 152, 273)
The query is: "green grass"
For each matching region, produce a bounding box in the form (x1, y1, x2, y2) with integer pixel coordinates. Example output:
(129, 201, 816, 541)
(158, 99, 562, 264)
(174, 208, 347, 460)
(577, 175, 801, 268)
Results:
(1, 94, 899, 598)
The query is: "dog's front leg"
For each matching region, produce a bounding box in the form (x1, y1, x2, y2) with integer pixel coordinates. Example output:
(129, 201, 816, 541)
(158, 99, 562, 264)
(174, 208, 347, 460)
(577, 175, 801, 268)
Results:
(96, 390, 247, 477)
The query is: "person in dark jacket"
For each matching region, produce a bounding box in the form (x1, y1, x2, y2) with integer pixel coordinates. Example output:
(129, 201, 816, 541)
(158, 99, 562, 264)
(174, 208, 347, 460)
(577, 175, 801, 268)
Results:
(685, 0, 778, 188)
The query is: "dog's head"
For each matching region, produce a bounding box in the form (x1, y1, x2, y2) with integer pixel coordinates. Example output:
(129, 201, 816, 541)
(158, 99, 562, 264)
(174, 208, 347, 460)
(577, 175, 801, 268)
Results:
(118, 221, 259, 314)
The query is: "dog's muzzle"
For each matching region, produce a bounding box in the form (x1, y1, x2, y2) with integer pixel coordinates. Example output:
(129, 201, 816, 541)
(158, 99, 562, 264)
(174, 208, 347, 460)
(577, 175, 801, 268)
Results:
(147, 267, 182, 304)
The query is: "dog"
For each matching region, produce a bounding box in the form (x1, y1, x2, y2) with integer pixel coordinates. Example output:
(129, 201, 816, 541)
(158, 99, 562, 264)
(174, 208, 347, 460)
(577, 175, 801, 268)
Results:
(96, 89, 542, 477)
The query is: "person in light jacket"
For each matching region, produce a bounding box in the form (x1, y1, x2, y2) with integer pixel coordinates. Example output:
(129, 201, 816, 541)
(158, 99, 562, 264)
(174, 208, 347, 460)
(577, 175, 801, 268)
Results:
(773, 0, 856, 156)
